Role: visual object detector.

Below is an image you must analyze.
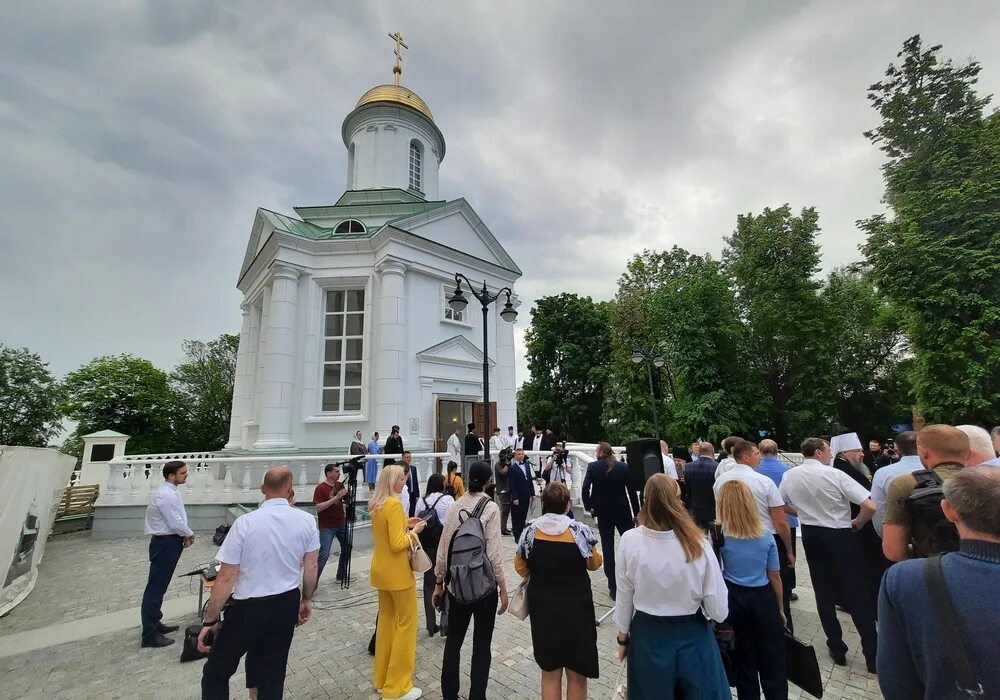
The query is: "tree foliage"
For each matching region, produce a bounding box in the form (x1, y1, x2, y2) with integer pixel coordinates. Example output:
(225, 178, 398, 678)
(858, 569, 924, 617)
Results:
(0, 345, 63, 447)
(861, 35, 1000, 424)
(61, 354, 176, 456)
(518, 294, 611, 440)
(171, 334, 239, 451)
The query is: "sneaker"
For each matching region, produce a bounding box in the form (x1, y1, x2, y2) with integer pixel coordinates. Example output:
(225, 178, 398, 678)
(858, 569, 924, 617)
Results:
(140, 633, 175, 648)
(156, 623, 179, 634)
(386, 689, 421, 700)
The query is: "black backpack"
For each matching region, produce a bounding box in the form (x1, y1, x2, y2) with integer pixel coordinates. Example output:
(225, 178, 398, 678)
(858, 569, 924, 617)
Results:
(417, 494, 446, 553)
(902, 470, 960, 557)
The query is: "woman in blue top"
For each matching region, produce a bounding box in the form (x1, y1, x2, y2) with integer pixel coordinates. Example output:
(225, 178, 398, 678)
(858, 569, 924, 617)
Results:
(717, 480, 787, 700)
(365, 431, 381, 491)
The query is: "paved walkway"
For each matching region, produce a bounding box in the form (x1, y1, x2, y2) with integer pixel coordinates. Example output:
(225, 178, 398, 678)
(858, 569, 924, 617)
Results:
(0, 531, 883, 699)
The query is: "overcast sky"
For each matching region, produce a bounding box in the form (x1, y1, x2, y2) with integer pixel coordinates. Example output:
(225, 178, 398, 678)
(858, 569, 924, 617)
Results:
(2, 1, 999, 387)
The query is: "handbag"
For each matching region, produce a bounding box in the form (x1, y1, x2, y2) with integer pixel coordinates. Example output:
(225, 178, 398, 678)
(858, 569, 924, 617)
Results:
(508, 578, 529, 620)
(212, 524, 231, 546)
(179, 624, 212, 662)
(409, 538, 432, 573)
(785, 631, 823, 698)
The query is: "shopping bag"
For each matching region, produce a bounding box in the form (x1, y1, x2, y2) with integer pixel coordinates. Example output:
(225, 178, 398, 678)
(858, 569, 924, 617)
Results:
(786, 631, 823, 698)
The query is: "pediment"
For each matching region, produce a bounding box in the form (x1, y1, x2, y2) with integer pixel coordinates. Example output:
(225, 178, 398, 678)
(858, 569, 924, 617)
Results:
(389, 199, 522, 276)
(416, 335, 496, 370)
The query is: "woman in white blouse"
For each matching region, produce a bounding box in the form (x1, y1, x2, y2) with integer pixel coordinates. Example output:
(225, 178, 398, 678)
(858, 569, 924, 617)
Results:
(614, 473, 731, 699)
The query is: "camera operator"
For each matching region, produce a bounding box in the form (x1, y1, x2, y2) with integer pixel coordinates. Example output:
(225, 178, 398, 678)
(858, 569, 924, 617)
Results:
(863, 438, 894, 474)
(314, 463, 350, 583)
(494, 447, 514, 536)
(544, 442, 572, 487)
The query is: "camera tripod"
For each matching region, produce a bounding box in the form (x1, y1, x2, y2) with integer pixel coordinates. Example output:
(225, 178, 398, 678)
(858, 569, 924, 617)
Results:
(335, 455, 366, 590)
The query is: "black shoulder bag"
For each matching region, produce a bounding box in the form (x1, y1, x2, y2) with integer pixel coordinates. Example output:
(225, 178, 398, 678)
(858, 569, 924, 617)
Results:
(923, 554, 984, 697)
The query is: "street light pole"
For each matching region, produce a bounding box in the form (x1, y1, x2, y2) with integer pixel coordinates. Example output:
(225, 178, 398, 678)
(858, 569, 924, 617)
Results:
(632, 343, 667, 436)
(447, 274, 518, 461)
(645, 361, 659, 431)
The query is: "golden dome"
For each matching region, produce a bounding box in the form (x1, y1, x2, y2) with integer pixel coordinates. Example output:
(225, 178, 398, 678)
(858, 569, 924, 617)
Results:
(356, 84, 434, 122)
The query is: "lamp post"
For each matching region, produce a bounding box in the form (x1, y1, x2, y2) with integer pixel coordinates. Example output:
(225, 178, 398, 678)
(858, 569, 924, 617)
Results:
(631, 343, 667, 434)
(447, 273, 517, 461)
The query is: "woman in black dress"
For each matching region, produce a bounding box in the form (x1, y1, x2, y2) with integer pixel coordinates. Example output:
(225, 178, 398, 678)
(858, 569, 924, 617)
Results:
(383, 425, 403, 466)
(514, 482, 603, 700)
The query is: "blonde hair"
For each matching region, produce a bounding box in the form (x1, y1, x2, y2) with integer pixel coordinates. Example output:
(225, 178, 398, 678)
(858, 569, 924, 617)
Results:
(369, 464, 405, 514)
(639, 474, 705, 562)
(597, 441, 616, 473)
(717, 480, 764, 539)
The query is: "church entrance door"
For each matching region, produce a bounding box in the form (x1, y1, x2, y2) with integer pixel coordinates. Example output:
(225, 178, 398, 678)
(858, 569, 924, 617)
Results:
(436, 400, 474, 455)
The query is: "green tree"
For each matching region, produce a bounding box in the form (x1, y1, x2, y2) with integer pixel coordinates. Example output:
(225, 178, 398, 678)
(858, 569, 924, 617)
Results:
(171, 334, 239, 451)
(861, 35, 1000, 423)
(518, 294, 612, 441)
(0, 345, 63, 447)
(724, 205, 834, 444)
(821, 267, 910, 437)
(61, 354, 175, 456)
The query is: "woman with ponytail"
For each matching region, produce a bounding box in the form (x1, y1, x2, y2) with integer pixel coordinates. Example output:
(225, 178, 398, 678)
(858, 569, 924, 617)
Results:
(581, 442, 633, 598)
(613, 473, 731, 699)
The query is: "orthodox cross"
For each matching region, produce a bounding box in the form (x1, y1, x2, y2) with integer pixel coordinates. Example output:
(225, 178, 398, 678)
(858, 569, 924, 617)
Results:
(388, 31, 408, 85)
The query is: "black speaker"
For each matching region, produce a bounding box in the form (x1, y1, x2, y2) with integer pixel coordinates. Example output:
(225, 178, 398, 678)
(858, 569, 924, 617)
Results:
(626, 438, 663, 493)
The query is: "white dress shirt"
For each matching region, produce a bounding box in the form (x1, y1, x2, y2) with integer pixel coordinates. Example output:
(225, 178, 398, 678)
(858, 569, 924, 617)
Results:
(144, 482, 193, 537)
(446, 433, 462, 462)
(869, 455, 923, 537)
(418, 493, 456, 523)
(713, 464, 784, 533)
(489, 435, 505, 454)
(661, 454, 679, 479)
(504, 433, 517, 449)
(714, 456, 737, 480)
(532, 433, 543, 452)
(613, 526, 728, 633)
(779, 459, 871, 529)
(216, 498, 320, 599)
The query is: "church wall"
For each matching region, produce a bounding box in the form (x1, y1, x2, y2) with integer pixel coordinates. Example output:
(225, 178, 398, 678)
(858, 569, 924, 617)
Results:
(345, 106, 441, 199)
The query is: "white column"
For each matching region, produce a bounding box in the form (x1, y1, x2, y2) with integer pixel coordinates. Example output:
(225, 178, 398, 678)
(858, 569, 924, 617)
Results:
(224, 307, 254, 450)
(375, 259, 407, 431)
(253, 265, 300, 450)
(495, 303, 517, 434)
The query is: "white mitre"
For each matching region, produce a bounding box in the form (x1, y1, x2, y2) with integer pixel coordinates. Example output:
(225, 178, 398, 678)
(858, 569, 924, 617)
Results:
(830, 432, 863, 455)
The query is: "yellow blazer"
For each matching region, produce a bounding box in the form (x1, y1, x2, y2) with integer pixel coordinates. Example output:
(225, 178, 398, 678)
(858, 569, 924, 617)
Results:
(370, 496, 417, 591)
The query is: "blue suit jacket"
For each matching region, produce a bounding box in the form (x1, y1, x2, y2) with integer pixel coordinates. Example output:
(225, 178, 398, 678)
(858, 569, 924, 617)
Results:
(508, 459, 535, 504)
(582, 459, 633, 524)
(406, 464, 420, 499)
(684, 456, 718, 526)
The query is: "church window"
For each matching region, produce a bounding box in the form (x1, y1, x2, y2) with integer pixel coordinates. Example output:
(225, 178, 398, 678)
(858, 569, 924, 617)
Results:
(322, 289, 365, 412)
(443, 286, 465, 323)
(334, 219, 366, 234)
(408, 140, 423, 192)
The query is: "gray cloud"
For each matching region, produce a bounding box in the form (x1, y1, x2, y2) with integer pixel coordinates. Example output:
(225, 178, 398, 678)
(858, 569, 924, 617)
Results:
(1, 0, 998, 392)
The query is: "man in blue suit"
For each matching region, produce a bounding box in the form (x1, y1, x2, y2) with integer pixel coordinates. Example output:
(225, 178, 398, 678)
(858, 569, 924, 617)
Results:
(402, 451, 420, 517)
(508, 448, 536, 541)
(684, 442, 719, 529)
(582, 444, 635, 598)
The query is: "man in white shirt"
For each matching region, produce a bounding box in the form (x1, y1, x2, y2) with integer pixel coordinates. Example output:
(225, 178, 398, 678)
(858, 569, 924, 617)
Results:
(870, 431, 921, 537)
(531, 426, 544, 454)
(140, 460, 193, 648)
(199, 466, 320, 699)
(780, 438, 878, 672)
(504, 426, 517, 449)
(714, 436, 740, 479)
(489, 427, 505, 461)
(446, 426, 462, 465)
(659, 440, 679, 479)
(958, 424, 998, 467)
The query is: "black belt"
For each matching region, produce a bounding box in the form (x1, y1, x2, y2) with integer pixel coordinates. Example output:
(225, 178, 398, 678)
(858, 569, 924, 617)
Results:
(151, 534, 183, 539)
(634, 610, 703, 623)
(230, 588, 300, 604)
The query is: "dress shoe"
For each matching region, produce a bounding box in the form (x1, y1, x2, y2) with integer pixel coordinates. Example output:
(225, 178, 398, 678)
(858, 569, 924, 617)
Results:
(427, 623, 439, 637)
(866, 659, 878, 674)
(141, 633, 175, 648)
(501, 530, 511, 536)
(829, 649, 847, 666)
(156, 623, 179, 634)
(789, 592, 799, 602)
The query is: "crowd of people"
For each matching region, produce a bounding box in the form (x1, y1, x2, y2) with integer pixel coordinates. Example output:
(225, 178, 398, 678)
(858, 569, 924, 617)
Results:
(136, 420, 1000, 699)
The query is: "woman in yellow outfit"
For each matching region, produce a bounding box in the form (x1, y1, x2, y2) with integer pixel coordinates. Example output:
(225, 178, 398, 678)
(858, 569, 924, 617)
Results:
(369, 464, 427, 700)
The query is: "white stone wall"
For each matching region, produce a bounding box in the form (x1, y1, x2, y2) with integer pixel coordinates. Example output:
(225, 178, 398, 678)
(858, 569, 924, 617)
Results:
(346, 108, 441, 199)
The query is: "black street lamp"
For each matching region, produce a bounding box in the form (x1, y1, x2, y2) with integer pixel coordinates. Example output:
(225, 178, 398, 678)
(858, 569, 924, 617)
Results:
(448, 273, 517, 460)
(631, 343, 667, 433)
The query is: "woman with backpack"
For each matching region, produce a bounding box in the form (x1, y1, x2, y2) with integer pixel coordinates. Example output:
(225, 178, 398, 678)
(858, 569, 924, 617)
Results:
(416, 473, 454, 636)
(444, 460, 466, 498)
(716, 480, 787, 700)
(369, 464, 427, 700)
(514, 481, 603, 700)
(432, 461, 509, 700)
(614, 473, 730, 699)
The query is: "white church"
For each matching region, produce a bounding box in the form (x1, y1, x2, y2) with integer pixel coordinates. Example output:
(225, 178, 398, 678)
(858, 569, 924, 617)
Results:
(222, 41, 520, 456)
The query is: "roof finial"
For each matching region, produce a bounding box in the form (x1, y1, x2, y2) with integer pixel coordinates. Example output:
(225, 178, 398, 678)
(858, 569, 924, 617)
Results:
(388, 31, 408, 86)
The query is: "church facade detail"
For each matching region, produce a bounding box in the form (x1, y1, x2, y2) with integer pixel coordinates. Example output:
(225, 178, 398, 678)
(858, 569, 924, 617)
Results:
(225, 56, 520, 454)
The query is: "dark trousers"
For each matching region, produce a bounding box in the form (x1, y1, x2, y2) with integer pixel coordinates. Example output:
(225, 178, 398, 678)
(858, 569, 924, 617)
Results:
(511, 501, 530, 542)
(140, 535, 183, 642)
(317, 526, 350, 581)
(422, 567, 439, 634)
(597, 517, 633, 597)
(201, 588, 300, 700)
(800, 525, 878, 664)
(499, 499, 511, 533)
(409, 494, 418, 518)
(441, 589, 498, 700)
(773, 529, 797, 633)
(725, 580, 787, 700)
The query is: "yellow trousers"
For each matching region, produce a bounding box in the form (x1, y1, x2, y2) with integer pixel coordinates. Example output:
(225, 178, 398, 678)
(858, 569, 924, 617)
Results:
(374, 586, 418, 698)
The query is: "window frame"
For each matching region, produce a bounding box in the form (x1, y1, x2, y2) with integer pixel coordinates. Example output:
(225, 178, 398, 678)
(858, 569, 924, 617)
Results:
(408, 139, 423, 193)
(319, 285, 367, 416)
(441, 283, 472, 328)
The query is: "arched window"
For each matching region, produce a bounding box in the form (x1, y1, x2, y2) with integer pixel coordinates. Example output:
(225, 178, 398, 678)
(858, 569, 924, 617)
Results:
(408, 140, 423, 192)
(334, 219, 366, 234)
